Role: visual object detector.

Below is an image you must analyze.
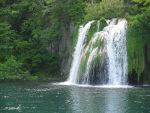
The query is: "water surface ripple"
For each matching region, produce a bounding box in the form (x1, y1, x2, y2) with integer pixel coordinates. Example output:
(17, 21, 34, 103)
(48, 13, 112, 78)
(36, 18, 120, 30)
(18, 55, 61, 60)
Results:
(0, 82, 150, 113)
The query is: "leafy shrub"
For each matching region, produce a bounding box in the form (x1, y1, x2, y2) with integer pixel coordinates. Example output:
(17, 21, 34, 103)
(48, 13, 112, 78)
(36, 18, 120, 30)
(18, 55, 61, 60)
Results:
(84, 0, 126, 21)
(0, 56, 30, 80)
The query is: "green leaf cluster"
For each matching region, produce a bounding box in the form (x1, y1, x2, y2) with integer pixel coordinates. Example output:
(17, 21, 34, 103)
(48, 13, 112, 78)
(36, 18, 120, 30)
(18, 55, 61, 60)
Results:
(0, 0, 85, 80)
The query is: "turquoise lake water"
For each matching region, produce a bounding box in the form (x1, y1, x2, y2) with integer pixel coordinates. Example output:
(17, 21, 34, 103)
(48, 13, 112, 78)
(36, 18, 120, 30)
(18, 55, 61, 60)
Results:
(0, 82, 150, 113)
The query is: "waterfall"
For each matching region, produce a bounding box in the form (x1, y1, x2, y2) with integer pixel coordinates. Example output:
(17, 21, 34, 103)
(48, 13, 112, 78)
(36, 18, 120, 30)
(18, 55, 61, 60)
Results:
(67, 21, 95, 84)
(105, 19, 128, 85)
(66, 19, 128, 85)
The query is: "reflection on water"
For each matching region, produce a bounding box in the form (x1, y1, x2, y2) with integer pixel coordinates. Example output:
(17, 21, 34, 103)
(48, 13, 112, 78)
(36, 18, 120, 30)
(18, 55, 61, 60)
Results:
(69, 87, 128, 113)
(69, 88, 98, 113)
(105, 90, 127, 113)
(0, 82, 150, 113)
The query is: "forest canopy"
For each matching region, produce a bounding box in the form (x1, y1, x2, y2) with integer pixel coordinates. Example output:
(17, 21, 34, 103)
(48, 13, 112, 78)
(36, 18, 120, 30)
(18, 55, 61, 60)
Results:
(0, 0, 150, 82)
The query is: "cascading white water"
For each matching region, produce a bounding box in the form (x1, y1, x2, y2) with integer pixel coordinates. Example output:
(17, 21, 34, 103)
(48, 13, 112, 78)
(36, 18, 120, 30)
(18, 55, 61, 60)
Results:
(104, 19, 128, 85)
(66, 19, 128, 85)
(67, 21, 94, 84)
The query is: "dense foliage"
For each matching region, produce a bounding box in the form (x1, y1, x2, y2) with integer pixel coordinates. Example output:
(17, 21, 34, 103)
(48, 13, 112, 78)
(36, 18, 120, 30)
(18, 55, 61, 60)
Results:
(84, 0, 126, 21)
(0, 0, 150, 83)
(126, 0, 150, 84)
(0, 0, 85, 80)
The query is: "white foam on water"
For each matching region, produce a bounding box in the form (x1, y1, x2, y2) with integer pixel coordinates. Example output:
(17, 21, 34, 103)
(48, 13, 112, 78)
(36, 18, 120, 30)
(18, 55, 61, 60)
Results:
(54, 82, 133, 89)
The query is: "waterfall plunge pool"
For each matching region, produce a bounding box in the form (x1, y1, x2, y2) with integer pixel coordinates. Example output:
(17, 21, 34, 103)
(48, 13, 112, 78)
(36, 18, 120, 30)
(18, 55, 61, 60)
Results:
(1, 82, 150, 113)
(56, 81, 133, 88)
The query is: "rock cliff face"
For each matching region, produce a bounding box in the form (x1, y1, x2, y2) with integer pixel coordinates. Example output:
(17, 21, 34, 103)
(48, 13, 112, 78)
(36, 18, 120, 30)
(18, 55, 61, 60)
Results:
(47, 23, 76, 79)
(59, 24, 75, 78)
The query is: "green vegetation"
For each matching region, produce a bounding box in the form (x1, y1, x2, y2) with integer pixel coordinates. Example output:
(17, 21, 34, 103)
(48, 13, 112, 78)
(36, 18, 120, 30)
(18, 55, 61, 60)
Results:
(77, 24, 105, 81)
(72, 26, 79, 48)
(98, 18, 107, 31)
(0, 0, 85, 80)
(84, 0, 127, 22)
(86, 19, 106, 45)
(127, 26, 145, 79)
(0, 0, 150, 83)
(0, 56, 29, 80)
(126, 0, 150, 82)
(83, 0, 150, 84)
(87, 21, 97, 43)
